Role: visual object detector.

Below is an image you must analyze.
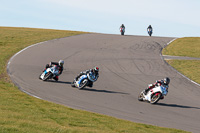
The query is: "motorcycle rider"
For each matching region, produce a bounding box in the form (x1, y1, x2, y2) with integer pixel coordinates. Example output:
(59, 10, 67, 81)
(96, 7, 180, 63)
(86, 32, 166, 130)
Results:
(144, 77, 170, 96)
(120, 24, 125, 31)
(75, 66, 99, 87)
(120, 24, 125, 29)
(147, 25, 153, 32)
(42, 60, 64, 81)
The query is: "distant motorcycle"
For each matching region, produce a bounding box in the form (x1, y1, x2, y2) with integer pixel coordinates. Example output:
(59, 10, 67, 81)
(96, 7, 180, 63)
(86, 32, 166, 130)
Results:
(147, 28, 152, 36)
(138, 85, 168, 104)
(39, 65, 59, 81)
(71, 72, 97, 89)
(120, 27, 125, 35)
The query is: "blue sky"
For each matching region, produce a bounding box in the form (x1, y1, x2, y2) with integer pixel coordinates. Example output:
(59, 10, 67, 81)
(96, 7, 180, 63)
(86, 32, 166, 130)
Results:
(1, 0, 200, 37)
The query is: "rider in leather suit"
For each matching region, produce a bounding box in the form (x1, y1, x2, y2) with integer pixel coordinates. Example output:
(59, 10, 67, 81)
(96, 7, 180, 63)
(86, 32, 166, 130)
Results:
(120, 24, 125, 32)
(147, 25, 153, 32)
(120, 24, 125, 29)
(144, 77, 170, 96)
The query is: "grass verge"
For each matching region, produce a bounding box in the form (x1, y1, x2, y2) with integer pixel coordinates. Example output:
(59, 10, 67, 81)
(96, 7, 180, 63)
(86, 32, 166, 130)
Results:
(166, 60, 200, 83)
(162, 37, 200, 84)
(162, 37, 200, 58)
(0, 27, 188, 133)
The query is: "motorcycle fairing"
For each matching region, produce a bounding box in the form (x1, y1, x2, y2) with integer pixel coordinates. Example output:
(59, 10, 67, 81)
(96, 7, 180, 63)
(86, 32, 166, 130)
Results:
(144, 86, 168, 101)
(77, 75, 88, 87)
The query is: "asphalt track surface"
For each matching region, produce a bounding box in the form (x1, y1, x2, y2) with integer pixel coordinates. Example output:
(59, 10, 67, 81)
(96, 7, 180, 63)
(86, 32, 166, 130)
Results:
(8, 34, 200, 133)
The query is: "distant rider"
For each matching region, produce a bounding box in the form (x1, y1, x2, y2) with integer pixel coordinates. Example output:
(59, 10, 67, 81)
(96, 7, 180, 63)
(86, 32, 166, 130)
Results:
(144, 77, 170, 97)
(120, 24, 125, 30)
(43, 60, 64, 81)
(75, 66, 99, 87)
(147, 25, 153, 32)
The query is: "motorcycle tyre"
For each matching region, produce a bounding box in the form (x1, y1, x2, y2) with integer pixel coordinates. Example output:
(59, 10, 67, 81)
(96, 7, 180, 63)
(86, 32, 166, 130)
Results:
(148, 32, 152, 37)
(71, 80, 76, 87)
(78, 79, 88, 90)
(42, 72, 52, 81)
(150, 93, 161, 104)
(39, 73, 42, 80)
(138, 91, 144, 101)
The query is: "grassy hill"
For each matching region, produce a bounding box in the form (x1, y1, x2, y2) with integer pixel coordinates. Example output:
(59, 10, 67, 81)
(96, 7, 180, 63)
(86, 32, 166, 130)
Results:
(0, 27, 188, 133)
(162, 37, 200, 84)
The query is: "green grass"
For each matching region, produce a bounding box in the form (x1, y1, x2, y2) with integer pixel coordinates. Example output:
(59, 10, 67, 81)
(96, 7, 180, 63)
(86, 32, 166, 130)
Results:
(162, 37, 200, 84)
(166, 60, 200, 83)
(162, 37, 200, 58)
(0, 27, 188, 133)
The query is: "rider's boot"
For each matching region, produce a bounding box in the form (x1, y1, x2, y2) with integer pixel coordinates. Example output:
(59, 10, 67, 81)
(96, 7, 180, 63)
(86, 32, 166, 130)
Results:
(160, 95, 164, 99)
(53, 76, 58, 81)
(88, 82, 93, 87)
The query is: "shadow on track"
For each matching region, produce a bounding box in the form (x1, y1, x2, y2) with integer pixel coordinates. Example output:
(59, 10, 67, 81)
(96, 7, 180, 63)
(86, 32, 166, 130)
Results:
(157, 103, 200, 109)
(45, 80, 72, 84)
(81, 88, 129, 95)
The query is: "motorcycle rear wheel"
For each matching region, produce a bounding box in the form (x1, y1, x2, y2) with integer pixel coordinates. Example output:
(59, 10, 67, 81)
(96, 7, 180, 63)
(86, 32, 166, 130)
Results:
(42, 72, 52, 81)
(150, 93, 161, 104)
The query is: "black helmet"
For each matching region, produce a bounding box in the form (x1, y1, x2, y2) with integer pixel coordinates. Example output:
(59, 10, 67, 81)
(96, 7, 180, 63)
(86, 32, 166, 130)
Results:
(164, 77, 170, 85)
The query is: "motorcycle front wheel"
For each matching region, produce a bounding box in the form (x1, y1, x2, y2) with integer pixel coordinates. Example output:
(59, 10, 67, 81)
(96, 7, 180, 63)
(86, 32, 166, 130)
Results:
(42, 72, 52, 81)
(78, 79, 88, 90)
(138, 91, 144, 101)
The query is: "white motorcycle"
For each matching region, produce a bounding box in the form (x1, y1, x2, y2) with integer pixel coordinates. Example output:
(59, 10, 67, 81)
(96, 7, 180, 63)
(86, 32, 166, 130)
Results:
(138, 85, 168, 104)
(71, 72, 97, 89)
(39, 65, 59, 81)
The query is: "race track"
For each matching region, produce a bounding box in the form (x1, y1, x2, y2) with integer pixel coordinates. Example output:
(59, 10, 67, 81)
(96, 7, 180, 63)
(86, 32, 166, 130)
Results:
(8, 33, 200, 132)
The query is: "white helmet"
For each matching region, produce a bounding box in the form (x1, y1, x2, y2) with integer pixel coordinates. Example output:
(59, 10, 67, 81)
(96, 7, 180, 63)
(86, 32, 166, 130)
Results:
(59, 60, 64, 66)
(94, 66, 99, 72)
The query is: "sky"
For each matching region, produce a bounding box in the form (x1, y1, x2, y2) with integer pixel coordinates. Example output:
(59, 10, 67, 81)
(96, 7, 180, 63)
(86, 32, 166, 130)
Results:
(1, 0, 200, 37)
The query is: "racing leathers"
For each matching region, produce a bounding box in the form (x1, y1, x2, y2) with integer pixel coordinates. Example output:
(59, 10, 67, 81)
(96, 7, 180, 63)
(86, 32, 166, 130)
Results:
(119, 24, 125, 32)
(75, 69, 99, 87)
(120, 24, 125, 29)
(147, 25, 153, 32)
(44, 62, 63, 81)
(144, 80, 169, 98)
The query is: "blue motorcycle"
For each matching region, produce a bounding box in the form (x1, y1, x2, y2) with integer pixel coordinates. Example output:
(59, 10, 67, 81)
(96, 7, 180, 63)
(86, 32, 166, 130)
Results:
(39, 65, 59, 81)
(147, 28, 152, 37)
(71, 72, 97, 89)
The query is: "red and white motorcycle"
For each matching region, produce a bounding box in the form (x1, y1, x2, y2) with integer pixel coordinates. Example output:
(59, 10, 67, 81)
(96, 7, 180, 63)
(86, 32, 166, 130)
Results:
(120, 27, 125, 35)
(138, 85, 168, 104)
